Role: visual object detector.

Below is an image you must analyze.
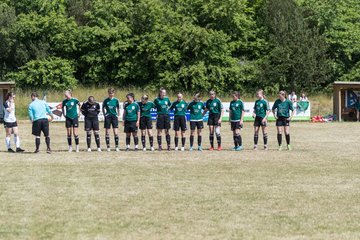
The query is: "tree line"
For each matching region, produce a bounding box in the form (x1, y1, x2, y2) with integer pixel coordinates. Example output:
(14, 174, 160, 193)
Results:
(0, 0, 359, 95)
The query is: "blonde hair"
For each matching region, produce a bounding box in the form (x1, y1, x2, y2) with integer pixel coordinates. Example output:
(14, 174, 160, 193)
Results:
(108, 87, 115, 94)
(65, 89, 72, 96)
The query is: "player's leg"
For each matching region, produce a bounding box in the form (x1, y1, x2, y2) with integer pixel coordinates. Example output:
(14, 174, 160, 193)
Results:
(73, 126, 80, 152)
(94, 130, 101, 152)
(148, 128, 154, 151)
(276, 125, 283, 151)
(125, 132, 131, 151)
(285, 125, 291, 150)
(133, 124, 139, 150)
(113, 120, 119, 152)
(5, 126, 13, 152)
(86, 130, 92, 151)
(66, 127, 73, 152)
(141, 129, 147, 151)
(209, 125, 214, 150)
(190, 128, 195, 151)
(156, 115, 163, 151)
(32, 120, 41, 153)
(262, 125, 268, 150)
(236, 128, 242, 150)
(197, 127, 203, 151)
(215, 126, 222, 151)
(43, 120, 51, 153)
(12, 126, 24, 152)
(254, 123, 260, 150)
(165, 115, 171, 151)
(174, 130, 180, 151)
(180, 117, 186, 151)
(232, 126, 237, 150)
(104, 116, 111, 151)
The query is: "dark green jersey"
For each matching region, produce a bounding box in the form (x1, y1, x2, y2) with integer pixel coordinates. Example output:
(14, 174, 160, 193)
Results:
(187, 101, 205, 121)
(103, 97, 120, 117)
(354, 102, 360, 111)
(272, 99, 294, 118)
(230, 100, 244, 122)
(154, 97, 171, 115)
(170, 100, 188, 116)
(205, 98, 222, 116)
(138, 101, 155, 118)
(124, 102, 140, 121)
(62, 98, 79, 119)
(253, 99, 270, 118)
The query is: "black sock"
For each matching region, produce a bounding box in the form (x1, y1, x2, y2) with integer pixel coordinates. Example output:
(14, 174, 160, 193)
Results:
(86, 132, 91, 148)
(45, 136, 50, 149)
(263, 133, 268, 145)
(75, 135, 79, 145)
(285, 134, 290, 145)
(210, 134, 214, 148)
(216, 135, 221, 147)
(238, 135, 242, 147)
(166, 134, 171, 147)
(134, 136, 139, 146)
(198, 136, 202, 146)
(105, 135, 110, 148)
(67, 135, 72, 146)
(181, 137, 186, 147)
(126, 136, 130, 146)
(141, 136, 146, 148)
(254, 134, 259, 145)
(190, 135, 194, 147)
(277, 134, 282, 146)
(95, 134, 100, 148)
(233, 136, 238, 147)
(35, 137, 40, 150)
(157, 136, 162, 147)
(115, 135, 119, 147)
(149, 136, 154, 147)
(175, 137, 179, 147)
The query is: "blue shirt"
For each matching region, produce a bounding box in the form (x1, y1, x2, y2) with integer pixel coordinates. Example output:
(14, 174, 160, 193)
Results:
(28, 99, 52, 121)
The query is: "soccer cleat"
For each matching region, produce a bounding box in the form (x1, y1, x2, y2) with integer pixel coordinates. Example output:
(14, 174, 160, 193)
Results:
(167, 146, 171, 151)
(181, 147, 185, 151)
(68, 146, 73, 152)
(8, 148, 15, 153)
(16, 148, 25, 153)
(151, 147, 155, 151)
(125, 148, 130, 152)
(217, 146, 222, 151)
(97, 148, 102, 152)
(135, 148, 139, 151)
(235, 146, 242, 151)
(198, 146, 202, 151)
(232, 147, 237, 151)
(115, 147, 120, 152)
(107, 148, 111, 152)
(209, 147, 214, 151)
(253, 145, 258, 151)
(158, 146, 163, 151)
(175, 147, 178, 151)
(287, 145, 292, 151)
(76, 146, 80, 152)
(87, 148, 92, 152)
(143, 147, 147, 152)
(46, 148, 52, 154)
(34, 149, 39, 154)
(278, 145, 283, 151)
(264, 145, 268, 151)
(189, 147, 193, 151)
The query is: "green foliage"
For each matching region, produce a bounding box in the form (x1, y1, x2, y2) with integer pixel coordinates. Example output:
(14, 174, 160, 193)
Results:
(7, 57, 77, 90)
(1, 0, 359, 94)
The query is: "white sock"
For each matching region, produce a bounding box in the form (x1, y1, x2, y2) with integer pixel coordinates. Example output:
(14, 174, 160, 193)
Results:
(15, 136, 20, 148)
(5, 137, 11, 149)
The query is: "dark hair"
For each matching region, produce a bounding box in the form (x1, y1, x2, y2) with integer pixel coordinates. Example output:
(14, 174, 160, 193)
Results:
(158, 87, 166, 97)
(6, 92, 14, 101)
(31, 92, 39, 98)
(194, 93, 201, 99)
(88, 96, 95, 104)
(126, 93, 135, 99)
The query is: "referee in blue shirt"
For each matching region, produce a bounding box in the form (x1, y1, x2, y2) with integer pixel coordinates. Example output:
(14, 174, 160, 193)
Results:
(28, 92, 54, 153)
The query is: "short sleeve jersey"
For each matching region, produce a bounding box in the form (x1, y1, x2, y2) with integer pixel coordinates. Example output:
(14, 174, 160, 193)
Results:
(124, 102, 140, 121)
(154, 97, 171, 115)
(4, 101, 16, 123)
(253, 99, 270, 118)
(170, 100, 188, 116)
(272, 99, 294, 118)
(138, 101, 155, 118)
(103, 97, 120, 117)
(205, 98, 222, 116)
(187, 101, 205, 121)
(230, 99, 244, 122)
(62, 98, 79, 119)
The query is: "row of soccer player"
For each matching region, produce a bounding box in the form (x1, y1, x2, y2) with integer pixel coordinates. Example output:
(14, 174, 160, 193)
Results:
(4, 88, 294, 153)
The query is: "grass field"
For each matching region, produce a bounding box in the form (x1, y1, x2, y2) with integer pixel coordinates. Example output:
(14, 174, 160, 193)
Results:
(0, 121, 359, 239)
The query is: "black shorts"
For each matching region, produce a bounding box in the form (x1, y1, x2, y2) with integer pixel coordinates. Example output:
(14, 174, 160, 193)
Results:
(84, 117, 99, 131)
(104, 115, 119, 129)
(190, 121, 204, 130)
(173, 116, 187, 131)
(207, 114, 221, 126)
(231, 121, 243, 131)
(4, 121, 18, 129)
(124, 121, 138, 133)
(140, 116, 153, 130)
(32, 119, 49, 137)
(65, 117, 79, 128)
(276, 117, 290, 127)
(254, 116, 267, 127)
(156, 114, 170, 130)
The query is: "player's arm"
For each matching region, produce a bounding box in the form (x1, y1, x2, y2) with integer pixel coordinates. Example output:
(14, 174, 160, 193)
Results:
(61, 101, 65, 117)
(288, 103, 295, 121)
(80, 102, 86, 115)
(252, 103, 256, 118)
(96, 103, 100, 115)
(218, 103, 224, 124)
(202, 101, 209, 116)
(240, 108, 245, 125)
(102, 100, 107, 116)
(28, 105, 34, 122)
(45, 102, 54, 120)
(77, 100, 82, 118)
(169, 102, 175, 111)
(122, 104, 126, 126)
(136, 107, 140, 127)
(117, 101, 121, 118)
(272, 103, 277, 120)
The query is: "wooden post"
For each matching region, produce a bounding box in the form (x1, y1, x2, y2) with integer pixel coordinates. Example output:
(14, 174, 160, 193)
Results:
(333, 86, 341, 121)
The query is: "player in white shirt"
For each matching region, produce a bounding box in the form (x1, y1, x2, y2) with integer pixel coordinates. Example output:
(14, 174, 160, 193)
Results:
(4, 92, 24, 152)
(288, 91, 297, 103)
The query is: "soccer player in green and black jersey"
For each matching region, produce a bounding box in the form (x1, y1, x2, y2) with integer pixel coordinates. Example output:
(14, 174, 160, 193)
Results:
(154, 88, 171, 151)
(187, 93, 205, 151)
(123, 93, 140, 151)
(138, 95, 155, 151)
(229, 91, 245, 151)
(170, 93, 188, 151)
(62, 89, 81, 152)
(81, 96, 101, 152)
(102, 87, 120, 151)
(272, 91, 295, 151)
(252, 89, 270, 151)
(203, 90, 224, 151)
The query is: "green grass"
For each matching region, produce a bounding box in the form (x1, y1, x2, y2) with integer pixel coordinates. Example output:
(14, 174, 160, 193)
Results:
(13, 87, 333, 119)
(0, 122, 359, 239)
